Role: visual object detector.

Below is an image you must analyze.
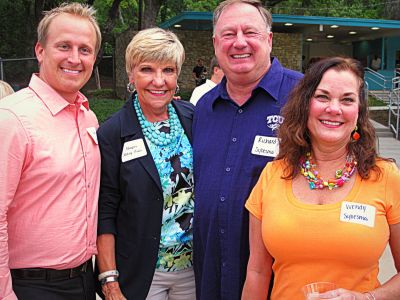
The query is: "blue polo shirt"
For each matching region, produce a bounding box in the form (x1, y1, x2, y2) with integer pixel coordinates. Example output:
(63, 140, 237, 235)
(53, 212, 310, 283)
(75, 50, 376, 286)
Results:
(193, 58, 303, 300)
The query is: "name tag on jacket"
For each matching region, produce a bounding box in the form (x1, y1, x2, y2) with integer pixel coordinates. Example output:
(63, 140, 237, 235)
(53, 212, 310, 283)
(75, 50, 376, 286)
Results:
(121, 139, 147, 162)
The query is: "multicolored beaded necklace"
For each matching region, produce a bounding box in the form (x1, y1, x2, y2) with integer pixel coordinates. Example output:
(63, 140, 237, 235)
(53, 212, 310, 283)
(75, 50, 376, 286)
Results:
(133, 94, 182, 146)
(300, 152, 357, 190)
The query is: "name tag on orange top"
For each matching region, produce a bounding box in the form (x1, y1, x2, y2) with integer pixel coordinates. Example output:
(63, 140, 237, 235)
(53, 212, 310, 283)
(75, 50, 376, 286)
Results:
(340, 201, 376, 228)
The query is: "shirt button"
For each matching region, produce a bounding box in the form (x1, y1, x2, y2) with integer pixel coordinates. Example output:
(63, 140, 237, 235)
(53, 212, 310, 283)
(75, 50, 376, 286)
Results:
(238, 109, 243, 114)
(87, 183, 91, 188)
(220, 197, 225, 202)
(225, 167, 231, 172)
(88, 214, 91, 218)
(232, 137, 237, 142)
(220, 229, 225, 234)
(222, 262, 227, 267)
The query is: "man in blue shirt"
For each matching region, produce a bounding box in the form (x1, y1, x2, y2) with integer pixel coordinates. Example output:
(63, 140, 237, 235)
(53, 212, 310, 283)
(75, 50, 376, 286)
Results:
(192, 1, 303, 299)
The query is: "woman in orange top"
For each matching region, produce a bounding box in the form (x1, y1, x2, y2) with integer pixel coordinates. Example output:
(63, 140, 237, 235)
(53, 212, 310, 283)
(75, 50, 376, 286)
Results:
(242, 57, 400, 300)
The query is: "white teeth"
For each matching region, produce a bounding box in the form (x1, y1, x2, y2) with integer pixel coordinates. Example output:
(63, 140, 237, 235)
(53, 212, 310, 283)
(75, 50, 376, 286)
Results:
(321, 120, 341, 126)
(232, 54, 250, 59)
(63, 69, 80, 74)
(150, 90, 165, 94)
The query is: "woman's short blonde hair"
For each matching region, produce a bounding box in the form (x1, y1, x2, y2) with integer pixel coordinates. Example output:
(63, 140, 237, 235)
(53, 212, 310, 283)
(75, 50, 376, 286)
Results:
(0, 80, 14, 99)
(125, 28, 185, 76)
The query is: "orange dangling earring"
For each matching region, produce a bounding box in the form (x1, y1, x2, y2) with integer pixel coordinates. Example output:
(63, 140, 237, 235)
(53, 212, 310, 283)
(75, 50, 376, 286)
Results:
(352, 126, 360, 141)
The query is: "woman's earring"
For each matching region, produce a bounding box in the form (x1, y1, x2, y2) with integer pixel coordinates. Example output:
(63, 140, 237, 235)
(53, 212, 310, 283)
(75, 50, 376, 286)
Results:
(352, 125, 360, 141)
(175, 85, 180, 95)
(127, 82, 136, 94)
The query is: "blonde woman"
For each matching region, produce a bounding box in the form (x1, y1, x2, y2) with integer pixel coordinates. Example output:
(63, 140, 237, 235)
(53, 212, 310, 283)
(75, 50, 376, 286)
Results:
(96, 28, 195, 300)
(0, 80, 14, 99)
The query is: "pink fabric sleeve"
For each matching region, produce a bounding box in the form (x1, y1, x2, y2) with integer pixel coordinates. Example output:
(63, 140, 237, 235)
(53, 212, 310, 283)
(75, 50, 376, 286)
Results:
(0, 109, 29, 300)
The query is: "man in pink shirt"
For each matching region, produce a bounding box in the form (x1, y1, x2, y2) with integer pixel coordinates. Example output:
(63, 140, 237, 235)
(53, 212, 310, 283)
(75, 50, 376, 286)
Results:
(0, 3, 101, 299)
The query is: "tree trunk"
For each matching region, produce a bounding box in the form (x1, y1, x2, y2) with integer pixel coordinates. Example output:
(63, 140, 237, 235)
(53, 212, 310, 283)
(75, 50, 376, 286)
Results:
(103, 0, 123, 35)
(384, 2, 400, 20)
(263, 0, 286, 8)
(142, 0, 162, 29)
(94, 66, 101, 89)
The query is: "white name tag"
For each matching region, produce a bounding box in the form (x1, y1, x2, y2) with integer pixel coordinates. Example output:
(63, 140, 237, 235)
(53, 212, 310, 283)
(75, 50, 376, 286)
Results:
(86, 127, 98, 144)
(340, 201, 376, 228)
(251, 135, 279, 157)
(121, 139, 147, 162)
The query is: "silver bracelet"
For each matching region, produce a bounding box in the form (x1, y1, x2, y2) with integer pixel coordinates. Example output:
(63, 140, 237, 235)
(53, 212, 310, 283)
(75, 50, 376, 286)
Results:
(101, 275, 118, 286)
(364, 291, 376, 300)
(98, 270, 119, 281)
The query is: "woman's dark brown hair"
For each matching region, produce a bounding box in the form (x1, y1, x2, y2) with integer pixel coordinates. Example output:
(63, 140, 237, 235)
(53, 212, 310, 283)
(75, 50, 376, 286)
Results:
(276, 56, 383, 179)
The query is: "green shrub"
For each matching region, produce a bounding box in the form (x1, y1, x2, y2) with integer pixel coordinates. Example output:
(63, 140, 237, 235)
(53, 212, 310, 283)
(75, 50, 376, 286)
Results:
(89, 88, 196, 124)
(89, 97, 125, 124)
(368, 95, 386, 107)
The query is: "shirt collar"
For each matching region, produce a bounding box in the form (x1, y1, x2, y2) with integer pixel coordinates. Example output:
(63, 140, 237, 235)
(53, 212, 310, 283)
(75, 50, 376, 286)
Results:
(207, 57, 284, 110)
(205, 79, 217, 88)
(29, 74, 89, 115)
(257, 57, 283, 102)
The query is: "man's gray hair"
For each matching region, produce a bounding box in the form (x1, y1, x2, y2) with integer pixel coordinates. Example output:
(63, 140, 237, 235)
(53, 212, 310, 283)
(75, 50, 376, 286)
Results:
(209, 56, 220, 76)
(213, 0, 272, 36)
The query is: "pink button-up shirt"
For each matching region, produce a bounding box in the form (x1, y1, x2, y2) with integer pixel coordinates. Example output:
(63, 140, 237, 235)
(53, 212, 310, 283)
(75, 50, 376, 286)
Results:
(0, 75, 100, 300)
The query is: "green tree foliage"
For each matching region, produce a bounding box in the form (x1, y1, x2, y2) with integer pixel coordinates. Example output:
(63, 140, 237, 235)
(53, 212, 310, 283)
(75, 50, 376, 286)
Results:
(0, 0, 35, 58)
(0, 0, 394, 60)
(93, 0, 138, 34)
(159, 0, 219, 23)
(269, 0, 385, 19)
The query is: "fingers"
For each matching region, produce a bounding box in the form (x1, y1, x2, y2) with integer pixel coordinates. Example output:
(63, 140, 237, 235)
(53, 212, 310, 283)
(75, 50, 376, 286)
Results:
(318, 289, 356, 299)
(103, 282, 127, 300)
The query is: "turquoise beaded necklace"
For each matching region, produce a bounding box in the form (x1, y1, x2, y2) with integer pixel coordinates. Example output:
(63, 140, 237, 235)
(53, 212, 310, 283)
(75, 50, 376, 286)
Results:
(133, 94, 182, 146)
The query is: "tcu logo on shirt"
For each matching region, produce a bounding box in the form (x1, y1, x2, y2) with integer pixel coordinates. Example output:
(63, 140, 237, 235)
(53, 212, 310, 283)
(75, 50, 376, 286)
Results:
(266, 115, 284, 131)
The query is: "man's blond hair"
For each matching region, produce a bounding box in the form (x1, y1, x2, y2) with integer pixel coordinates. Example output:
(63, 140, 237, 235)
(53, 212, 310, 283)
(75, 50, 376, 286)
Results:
(37, 2, 102, 55)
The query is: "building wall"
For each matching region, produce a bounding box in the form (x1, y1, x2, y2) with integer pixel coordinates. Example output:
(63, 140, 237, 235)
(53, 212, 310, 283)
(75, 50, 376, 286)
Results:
(353, 39, 381, 68)
(115, 29, 302, 99)
(271, 32, 302, 73)
(386, 37, 400, 70)
(304, 41, 353, 63)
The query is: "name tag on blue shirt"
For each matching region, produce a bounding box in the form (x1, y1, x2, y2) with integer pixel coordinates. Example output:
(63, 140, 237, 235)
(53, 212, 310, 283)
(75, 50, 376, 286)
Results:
(251, 135, 279, 157)
(340, 201, 376, 227)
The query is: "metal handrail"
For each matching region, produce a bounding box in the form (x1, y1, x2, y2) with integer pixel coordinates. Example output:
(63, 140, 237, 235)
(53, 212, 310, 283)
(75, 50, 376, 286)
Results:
(388, 76, 400, 139)
(365, 67, 386, 80)
(364, 68, 392, 91)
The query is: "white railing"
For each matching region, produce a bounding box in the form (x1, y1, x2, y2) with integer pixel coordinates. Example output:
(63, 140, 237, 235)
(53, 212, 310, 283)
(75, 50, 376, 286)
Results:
(395, 68, 400, 78)
(365, 67, 392, 91)
(389, 76, 400, 139)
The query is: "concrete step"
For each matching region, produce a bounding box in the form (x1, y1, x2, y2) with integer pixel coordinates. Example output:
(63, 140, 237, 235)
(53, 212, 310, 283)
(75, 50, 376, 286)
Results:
(371, 119, 395, 137)
(376, 130, 395, 138)
(369, 91, 391, 104)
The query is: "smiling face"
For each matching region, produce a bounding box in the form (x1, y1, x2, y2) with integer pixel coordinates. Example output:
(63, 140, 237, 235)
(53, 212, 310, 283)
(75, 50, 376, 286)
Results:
(129, 61, 177, 120)
(213, 2, 272, 84)
(307, 69, 360, 149)
(35, 13, 97, 103)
